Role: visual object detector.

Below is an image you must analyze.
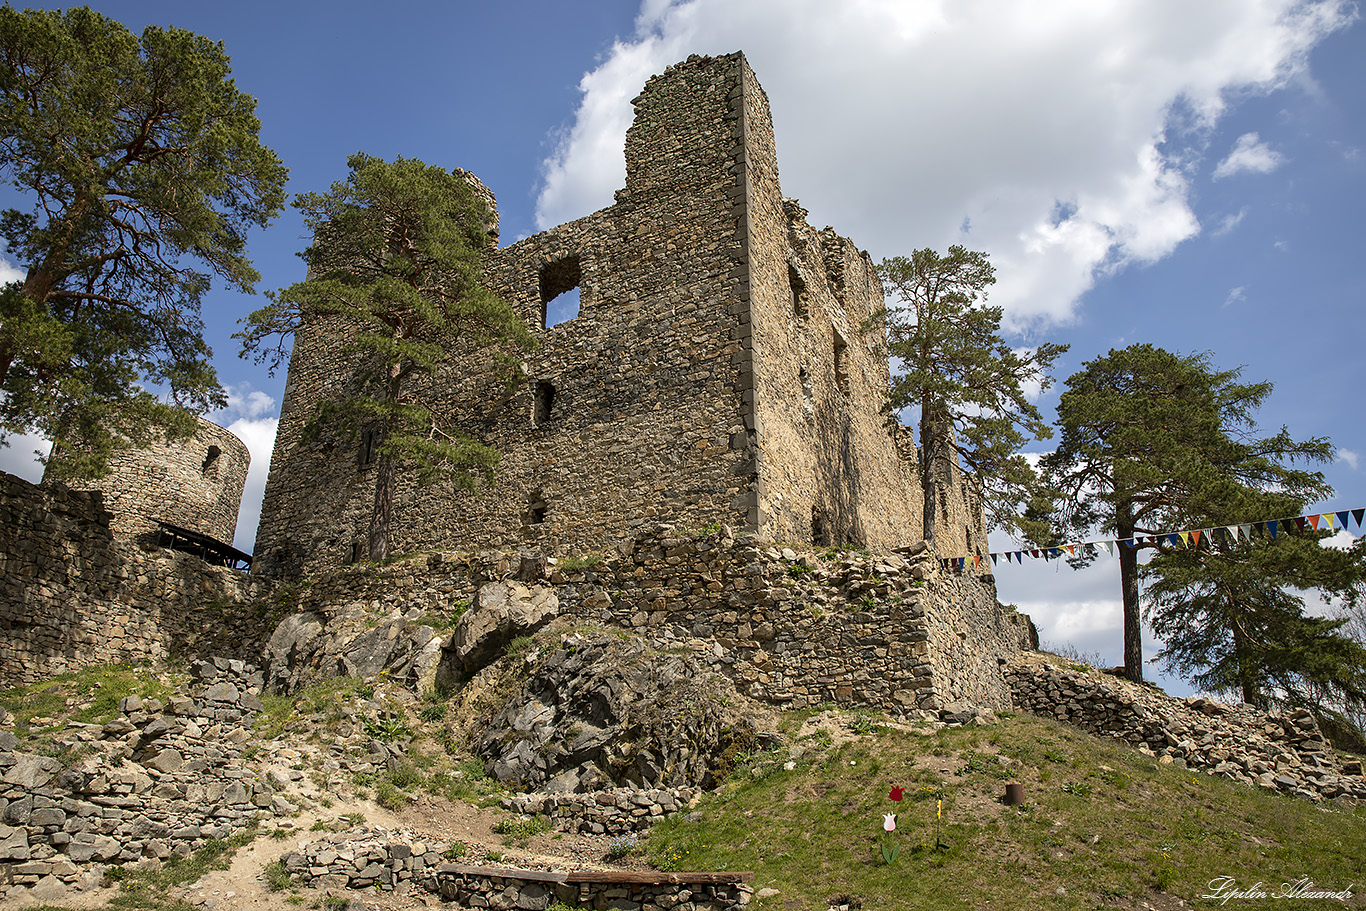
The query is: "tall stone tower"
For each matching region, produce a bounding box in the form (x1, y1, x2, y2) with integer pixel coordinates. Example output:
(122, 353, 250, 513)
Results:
(253, 53, 983, 579)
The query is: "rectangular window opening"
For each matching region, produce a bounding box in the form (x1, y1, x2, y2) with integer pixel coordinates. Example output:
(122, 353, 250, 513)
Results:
(833, 330, 850, 395)
(540, 255, 583, 328)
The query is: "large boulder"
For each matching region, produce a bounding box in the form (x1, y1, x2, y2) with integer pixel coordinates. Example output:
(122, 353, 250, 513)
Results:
(443, 581, 559, 677)
(472, 631, 777, 794)
(261, 605, 445, 694)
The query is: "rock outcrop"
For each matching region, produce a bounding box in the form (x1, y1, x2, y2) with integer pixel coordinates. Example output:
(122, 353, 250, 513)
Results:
(444, 580, 560, 677)
(473, 631, 777, 794)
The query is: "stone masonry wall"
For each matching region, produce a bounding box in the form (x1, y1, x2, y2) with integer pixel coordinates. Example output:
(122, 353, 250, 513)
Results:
(252, 52, 986, 580)
(259, 527, 1031, 713)
(0, 472, 274, 687)
(0, 660, 290, 900)
(1008, 655, 1366, 803)
(48, 416, 250, 548)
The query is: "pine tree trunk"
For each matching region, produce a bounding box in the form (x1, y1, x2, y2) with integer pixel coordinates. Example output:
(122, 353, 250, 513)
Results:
(368, 443, 393, 562)
(1117, 504, 1144, 683)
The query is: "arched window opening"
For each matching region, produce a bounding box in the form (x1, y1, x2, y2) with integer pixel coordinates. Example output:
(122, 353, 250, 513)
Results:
(201, 445, 221, 475)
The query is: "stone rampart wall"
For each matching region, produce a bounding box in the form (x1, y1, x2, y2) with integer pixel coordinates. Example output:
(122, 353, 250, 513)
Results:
(0, 472, 275, 687)
(263, 527, 1030, 712)
(1007, 656, 1366, 802)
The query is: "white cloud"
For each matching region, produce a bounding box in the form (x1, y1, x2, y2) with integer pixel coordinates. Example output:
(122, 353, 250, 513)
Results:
(1223, 285, 1247, 307)
(209, 384, 280, 554)
(535, 0, 1351, 331)
(1337, 448, 1359, 470)
(1213, 207, 1249, 236)
(0, 255, 22, 285)
(1213, 131, 1285, 178)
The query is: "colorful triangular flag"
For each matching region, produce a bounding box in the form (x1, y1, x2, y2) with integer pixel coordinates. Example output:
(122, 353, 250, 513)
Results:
(1309, 514, 1321, 530)
(1337, 510, 1351, 529)
(1103, 541, 1114, 556)
(1353, 508, 1364, 528)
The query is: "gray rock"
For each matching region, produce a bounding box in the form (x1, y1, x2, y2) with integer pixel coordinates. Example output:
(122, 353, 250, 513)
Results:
(445, 581, 560, 676)
(0, 824, 30, 861)
(474, 632, 774, 793)
(4, 754, 61, 788)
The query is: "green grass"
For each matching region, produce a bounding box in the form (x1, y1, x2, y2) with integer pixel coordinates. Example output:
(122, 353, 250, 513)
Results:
(643, 711, 1366, 910)
(0, 664, 177, 741)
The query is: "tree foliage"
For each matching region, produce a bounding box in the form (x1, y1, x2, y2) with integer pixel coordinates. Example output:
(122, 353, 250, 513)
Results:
(1144, 491, 1366, 733)
(238, 153, 534, 561)
(876, 246, 1065, 546)
(1042, 344, 1335, 682)
(0, 6, 287, 477)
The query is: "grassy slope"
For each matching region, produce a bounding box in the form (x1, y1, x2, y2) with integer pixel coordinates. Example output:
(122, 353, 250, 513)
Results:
(646, 711, 1366, 910)
(5, 666, 1364, 910)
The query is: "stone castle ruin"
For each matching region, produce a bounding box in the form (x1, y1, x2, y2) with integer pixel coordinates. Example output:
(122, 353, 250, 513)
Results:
(252, 52, 985, 580)
(49, 415, 250, 552)
(1, 51, 1010, 707)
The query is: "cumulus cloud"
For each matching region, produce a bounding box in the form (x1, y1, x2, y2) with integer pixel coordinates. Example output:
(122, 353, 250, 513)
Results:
(0, 255, 22, 285)
(1213, 132, 1285, 178)
(1337, 448, 1359, 470)
(535, 0, 1351, 331)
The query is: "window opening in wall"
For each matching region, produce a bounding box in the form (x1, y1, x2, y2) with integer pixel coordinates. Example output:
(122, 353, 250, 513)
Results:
(788, 263, 809, 319)
(533, 380, 556, 426)
(799, 366, 813, 418)
(524, 488, 548, 526)
(358, 428, 381, 468)
(833, 329, 850, 395)
(346, 541, 364, 565)
(539, 255, 582, 328)
(201, 445, 221, 475)
(812, 506, 831, 547)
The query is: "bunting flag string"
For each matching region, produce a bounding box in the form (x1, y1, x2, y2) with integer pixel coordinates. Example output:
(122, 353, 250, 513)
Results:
(944, 507, 1366, 572)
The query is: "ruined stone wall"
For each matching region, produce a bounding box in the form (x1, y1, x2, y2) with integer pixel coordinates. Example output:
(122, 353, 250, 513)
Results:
(253, 51, 989, 580)
(254, 54, 756, 578)
(47, 416, 249, 547)
(256, 528, 1030, 712)
(0, 472, 274, 687)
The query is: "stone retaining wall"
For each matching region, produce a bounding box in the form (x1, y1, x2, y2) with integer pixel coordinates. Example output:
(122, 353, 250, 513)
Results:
(0, 660, 288, 899)
(0, 471, 277, 687)
(1007, 656, 1366, 802)
(282, 830, 754, 910)
(264, 526, 1032, 712)
(501, 786, 700, 836)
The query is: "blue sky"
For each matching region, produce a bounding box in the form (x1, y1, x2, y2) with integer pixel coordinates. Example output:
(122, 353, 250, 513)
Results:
(3, 0, 1364, 694)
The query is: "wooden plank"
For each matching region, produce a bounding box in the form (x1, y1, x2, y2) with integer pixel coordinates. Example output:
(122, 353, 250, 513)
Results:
(564, 871, 755, 885)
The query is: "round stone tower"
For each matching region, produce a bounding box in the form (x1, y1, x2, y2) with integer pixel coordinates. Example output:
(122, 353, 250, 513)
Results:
(65, 416, 250, 547)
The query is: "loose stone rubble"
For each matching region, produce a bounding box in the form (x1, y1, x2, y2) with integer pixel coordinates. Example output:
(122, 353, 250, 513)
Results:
(501, 786, 701, 835)
(281, 827, 755, 909)
(1007, 655, 1366, 802)
(0, 659, 289, 900)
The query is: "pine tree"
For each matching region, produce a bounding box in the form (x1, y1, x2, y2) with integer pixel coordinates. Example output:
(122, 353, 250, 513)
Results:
(1043, 344, 1333, 683)
(238, 154, 534, 560)
(876, 246, 1065, 547)
(1144, 491, 1366, 741)
(0, 6, 287, 476)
